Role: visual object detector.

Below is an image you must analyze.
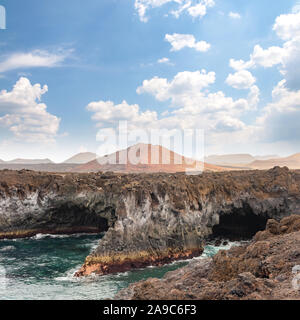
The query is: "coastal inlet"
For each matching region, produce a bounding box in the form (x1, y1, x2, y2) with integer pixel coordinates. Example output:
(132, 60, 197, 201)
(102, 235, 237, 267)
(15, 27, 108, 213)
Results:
(0, 233, 239, 300)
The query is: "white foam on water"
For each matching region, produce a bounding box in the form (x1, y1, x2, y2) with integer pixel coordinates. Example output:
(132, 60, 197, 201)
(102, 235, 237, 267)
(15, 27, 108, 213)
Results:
(114, 271, 129, 278)
(32, 233, 72, 240)
(193, 240, 245, 260)
(31, 232, 103, 240)
(55, 265, 84, 282)
(0, 245, 15, 252)
(0, 265, 7, 291)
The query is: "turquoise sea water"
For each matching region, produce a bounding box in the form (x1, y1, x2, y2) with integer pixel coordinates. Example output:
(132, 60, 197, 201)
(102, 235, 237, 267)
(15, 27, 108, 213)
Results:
(0, 234, 238, 300)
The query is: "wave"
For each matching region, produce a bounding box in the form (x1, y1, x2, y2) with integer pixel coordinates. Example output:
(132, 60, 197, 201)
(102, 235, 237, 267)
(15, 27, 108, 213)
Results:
(31, 233, 102, 240)
(0, 245, 16, 252)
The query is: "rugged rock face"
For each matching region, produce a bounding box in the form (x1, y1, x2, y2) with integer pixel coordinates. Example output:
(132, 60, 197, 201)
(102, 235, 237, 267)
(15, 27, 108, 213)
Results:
(0, 167, 300, 276)
(115, 215, 300, 300)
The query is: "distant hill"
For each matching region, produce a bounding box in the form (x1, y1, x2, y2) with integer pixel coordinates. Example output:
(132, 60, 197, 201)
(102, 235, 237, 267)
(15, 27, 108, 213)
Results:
(205, 154, 255, 165)
(254, 155, 279, 161)
(249, 153, 300, 170)
(4, 149, 298, 173)
(6, 158, 54, 164)
(0, 163, 79, 172)
(205, 154, 279, 166)
(63, 152, 97, 164)
(72, 144, 227, 173)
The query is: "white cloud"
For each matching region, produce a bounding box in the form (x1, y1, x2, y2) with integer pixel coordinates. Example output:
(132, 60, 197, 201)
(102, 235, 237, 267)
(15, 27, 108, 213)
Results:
(248, 85, 260, 109)
(86, 100, 157, 130)
(134, 0, 171, 22)
(187, 2, 209, 18)
(136, 69, 254, 134)
(137, 70, 216, 104)
(280, 37, 300, 89)
(157, 57, 171, 64)
(251, 45, 285, 68)
(87, 67, 264, 157)
(0, 77, 60, 142)
(226, 70, 256, 89)
(229, 11, 300, 91)
(229, 45, 286, 70)
(273, 11, 300, 40)
(224, 10, 300, 149)
(229, 58, 252, 71)
(165, 33, 210, 52)
(87, 68, 256, 147)
(255, 80, 300, 142)
(170, 1, 192, 18)
(135, 0, 215, 22)
(0, 49, 70, 73)
(228, 12, 241, 19)
(85, 9, 300, 156)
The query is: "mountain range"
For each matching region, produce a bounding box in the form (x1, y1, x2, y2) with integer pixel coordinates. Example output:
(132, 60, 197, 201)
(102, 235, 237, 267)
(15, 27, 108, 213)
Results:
(0, 146, 299, 172)
(248, 153, 300, 170)
(204, 154, 279, 165)
(4, 158, 54, 164)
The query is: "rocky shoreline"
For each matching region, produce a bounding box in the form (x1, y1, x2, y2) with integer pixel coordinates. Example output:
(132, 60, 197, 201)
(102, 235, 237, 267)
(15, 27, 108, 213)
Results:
(115, 215, 300, 300)
(1, 167, 300, 276)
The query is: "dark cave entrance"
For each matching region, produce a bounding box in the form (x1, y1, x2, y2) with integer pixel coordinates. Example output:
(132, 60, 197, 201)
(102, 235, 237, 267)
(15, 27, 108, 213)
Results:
(212, 204, 269, 240)
(44, 204, 113, 235)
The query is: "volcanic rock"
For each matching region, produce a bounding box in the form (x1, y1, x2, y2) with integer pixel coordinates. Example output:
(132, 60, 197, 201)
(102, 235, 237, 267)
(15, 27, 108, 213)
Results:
(115, 215, 300, 300)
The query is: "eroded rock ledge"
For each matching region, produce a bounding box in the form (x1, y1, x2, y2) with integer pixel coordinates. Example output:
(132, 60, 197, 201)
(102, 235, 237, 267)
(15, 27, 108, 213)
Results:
(0, 167, 300, 276)
(115, 215, 300, 300)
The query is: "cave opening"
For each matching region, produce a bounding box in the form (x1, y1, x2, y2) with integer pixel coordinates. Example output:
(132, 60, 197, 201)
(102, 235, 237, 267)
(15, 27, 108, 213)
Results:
(212, 204, 269, 240)
(45, 204, 112, 235)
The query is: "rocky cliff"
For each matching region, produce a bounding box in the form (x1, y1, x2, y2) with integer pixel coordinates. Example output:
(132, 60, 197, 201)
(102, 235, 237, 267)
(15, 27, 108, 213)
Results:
(115, 215, 300, 300)
(0, 167, 300, 276)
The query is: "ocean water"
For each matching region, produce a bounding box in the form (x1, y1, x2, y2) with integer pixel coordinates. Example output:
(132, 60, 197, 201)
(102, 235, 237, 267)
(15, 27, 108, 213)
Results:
(0, 234, 240, 300)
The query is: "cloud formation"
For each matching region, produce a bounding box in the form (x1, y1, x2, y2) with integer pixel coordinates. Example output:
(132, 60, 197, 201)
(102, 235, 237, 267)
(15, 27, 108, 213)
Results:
(88, 69, 256, 147)
(0, 77, 60, 142)
(256, 80, 300, 142)
(165, 33, 211, 52)
(86, 100, 157, 130)
(0, 49, 70, 73)
(137, 70, 216, 104)
(135, 0, 215, 22)
(228, 12, 241, 19)
(226, 70, 256, 89)
(87, 8, 300, 155)
(229, 45, 286, 70)
(227, 10, 300, 147)
(157, 57, 172, 64)
(229, 11, 300, 90)
(273, 11, 300, 40)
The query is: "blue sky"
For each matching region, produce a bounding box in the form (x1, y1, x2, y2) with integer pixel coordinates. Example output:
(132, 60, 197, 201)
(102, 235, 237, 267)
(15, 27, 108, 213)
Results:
(0, 0, 300, 162)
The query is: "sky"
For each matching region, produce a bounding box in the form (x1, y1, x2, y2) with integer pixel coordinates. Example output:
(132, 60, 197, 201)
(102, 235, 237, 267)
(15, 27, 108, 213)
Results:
(0, 0, 300, 162)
